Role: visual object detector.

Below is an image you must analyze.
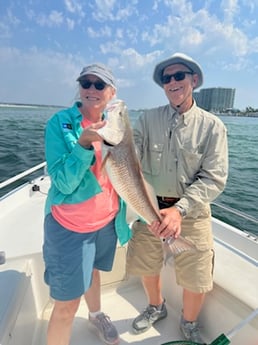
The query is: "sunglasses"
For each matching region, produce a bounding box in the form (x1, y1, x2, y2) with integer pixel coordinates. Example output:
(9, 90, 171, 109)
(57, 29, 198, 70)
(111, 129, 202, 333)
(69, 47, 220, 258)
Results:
(161, 71, 193, 84)
(79, 79, 107, 90)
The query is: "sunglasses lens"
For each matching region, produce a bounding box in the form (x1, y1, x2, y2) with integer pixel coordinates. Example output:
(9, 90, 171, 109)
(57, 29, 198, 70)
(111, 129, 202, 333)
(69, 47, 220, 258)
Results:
(80, 80, 91, 89)
(174, 72, 186, 81)
(79, 80, 106, 90)
(161, 75, 172, 84)
(94, 82, 106, 90)
(161, 71, 193, 84)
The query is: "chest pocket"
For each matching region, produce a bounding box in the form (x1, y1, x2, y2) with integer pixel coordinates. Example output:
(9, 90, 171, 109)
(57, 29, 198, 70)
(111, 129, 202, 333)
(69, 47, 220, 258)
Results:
(141, 142, 164, 176)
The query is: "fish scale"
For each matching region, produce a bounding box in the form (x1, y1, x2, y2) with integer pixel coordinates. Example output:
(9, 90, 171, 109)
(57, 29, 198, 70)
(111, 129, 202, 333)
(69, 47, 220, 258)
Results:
(98, 99, 195, 258)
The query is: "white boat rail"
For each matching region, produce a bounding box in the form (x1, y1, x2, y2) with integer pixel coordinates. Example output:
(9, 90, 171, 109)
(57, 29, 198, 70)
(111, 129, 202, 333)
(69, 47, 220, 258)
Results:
(0, 162, 47, 190)
(0, 162, 257, 243)
(212, 201, 258, 225)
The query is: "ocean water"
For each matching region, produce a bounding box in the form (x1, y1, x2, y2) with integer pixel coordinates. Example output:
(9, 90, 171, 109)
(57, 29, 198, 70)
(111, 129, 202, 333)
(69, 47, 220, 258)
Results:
(0, 105, 257, 235)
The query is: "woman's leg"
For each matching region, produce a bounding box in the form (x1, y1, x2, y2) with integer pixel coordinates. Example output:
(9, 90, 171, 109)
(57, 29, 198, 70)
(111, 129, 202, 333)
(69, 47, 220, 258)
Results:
(47, 298, 81, 345)
(84, 268, 101, 312)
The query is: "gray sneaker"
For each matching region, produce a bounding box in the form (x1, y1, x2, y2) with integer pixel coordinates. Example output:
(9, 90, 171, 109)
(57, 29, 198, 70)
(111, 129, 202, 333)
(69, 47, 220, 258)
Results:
(180, 316, 204, 344)
(89, 312, 119, 345)
(132, 301, 167, 334)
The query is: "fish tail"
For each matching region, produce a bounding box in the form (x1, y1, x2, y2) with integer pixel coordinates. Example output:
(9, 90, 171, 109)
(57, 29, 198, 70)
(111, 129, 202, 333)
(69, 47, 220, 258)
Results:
(162, 236, 195, 265)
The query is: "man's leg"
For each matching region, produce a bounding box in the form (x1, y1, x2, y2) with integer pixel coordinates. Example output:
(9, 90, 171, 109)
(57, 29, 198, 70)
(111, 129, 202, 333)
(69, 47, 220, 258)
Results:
(142, 274, 163, 305)
(132, 274, 167, 333)
(183, 289, 205, 321)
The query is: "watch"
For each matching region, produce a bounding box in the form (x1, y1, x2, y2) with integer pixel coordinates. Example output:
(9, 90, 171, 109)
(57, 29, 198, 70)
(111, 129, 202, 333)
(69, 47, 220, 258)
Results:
(175, 204, 187, 218)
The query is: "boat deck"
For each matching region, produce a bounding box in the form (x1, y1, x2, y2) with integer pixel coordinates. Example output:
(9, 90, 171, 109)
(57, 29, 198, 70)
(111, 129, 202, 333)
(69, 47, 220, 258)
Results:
(36, 278, 185, 345)
(1, 173, 258, 345)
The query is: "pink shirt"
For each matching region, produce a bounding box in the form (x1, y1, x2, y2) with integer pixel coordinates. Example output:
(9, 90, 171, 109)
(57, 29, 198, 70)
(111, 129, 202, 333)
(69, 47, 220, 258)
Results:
(52, 117, 119, 233)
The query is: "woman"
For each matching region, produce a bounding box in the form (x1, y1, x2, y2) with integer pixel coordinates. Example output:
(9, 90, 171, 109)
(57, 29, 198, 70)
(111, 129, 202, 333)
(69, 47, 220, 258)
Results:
(43, 63, 131, 345)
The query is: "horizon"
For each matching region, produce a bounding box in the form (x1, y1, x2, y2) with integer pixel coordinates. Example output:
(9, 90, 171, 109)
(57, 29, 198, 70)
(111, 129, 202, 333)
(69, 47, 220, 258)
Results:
(1, 100, 257, 113)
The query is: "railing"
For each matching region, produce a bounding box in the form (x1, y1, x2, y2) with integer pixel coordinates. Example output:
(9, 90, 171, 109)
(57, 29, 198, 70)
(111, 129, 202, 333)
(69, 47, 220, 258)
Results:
(212, 201, 258, 225)
(0, 162, 257, 237)
(0, 162, 47, 190)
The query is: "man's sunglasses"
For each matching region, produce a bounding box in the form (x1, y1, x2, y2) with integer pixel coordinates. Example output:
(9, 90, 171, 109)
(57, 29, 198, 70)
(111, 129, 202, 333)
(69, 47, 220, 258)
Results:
(161, 71, 193, 84)
(79, 79, 107, 90)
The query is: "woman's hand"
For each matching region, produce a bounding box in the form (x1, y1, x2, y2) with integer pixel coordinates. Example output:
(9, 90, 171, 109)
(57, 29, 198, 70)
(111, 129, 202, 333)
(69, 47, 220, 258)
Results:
(78, 120, 106, 148)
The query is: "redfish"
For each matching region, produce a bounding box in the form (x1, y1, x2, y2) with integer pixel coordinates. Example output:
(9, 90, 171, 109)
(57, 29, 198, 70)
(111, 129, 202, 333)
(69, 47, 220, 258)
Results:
(97, 99, 194, 260)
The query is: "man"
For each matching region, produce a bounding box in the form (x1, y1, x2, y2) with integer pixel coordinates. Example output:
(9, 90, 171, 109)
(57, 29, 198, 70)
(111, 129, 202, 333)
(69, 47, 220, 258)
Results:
(126, 52, 228, 342)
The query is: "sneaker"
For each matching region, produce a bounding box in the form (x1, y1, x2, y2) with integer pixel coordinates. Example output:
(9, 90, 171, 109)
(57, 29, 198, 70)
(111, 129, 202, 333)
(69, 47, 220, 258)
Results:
(180, 316, 204, 344)
(132, 300, 167, 334)
(89, 312, 119, 345)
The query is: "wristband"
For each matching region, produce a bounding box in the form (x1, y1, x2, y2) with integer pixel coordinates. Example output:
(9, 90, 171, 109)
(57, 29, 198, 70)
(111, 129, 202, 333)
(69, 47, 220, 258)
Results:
(175, 205, 187, 218)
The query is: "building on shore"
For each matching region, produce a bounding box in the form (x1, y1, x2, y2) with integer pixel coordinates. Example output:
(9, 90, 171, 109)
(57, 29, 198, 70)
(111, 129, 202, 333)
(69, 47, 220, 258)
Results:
(194, 87, 235, 112)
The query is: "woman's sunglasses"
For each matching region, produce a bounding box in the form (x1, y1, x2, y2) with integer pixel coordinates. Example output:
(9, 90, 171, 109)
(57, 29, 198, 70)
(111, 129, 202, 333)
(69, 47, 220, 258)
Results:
(79, 79, 107, 90)
(161, 71, 193, 84)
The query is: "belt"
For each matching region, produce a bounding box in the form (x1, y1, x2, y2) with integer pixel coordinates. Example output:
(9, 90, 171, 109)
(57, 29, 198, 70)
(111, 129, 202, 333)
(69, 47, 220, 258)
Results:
(157, 196, 180, 209)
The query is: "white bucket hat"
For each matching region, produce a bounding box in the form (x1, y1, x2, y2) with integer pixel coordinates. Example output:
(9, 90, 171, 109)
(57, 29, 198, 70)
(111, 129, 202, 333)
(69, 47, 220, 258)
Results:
(153, 52, 203, 89)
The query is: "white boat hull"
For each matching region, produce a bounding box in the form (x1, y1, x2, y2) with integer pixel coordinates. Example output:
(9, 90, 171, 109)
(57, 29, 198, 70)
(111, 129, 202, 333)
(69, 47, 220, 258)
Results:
(0, 168, 257, 345)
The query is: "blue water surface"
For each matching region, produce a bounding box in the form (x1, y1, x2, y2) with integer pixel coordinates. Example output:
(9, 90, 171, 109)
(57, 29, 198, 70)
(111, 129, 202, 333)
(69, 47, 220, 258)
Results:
(0, 106, 257, 234)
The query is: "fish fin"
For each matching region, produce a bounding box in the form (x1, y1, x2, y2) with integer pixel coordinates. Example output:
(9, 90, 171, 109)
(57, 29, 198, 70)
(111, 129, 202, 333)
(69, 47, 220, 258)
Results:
(162, 236, 195, 265)
(135, 160, 161, 221)
(101, 151, 111, 172)
(126, 204, 139, 224)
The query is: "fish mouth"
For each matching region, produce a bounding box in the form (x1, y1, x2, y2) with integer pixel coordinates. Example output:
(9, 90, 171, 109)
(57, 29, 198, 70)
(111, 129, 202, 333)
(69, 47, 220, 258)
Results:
(103, 140, 114, 147)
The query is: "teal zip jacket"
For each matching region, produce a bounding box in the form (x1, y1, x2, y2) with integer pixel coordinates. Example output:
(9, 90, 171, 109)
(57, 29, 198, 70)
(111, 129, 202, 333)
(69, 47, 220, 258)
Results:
(44, 102, 131, 245)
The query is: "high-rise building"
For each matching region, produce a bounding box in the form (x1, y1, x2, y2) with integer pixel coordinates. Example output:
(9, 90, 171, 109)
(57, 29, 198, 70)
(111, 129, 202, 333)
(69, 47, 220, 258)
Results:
(193, 87, 235, 112)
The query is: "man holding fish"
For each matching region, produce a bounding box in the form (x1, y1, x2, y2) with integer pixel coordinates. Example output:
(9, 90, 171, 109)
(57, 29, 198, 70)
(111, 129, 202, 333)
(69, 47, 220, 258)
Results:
(126, 53, 228, 342)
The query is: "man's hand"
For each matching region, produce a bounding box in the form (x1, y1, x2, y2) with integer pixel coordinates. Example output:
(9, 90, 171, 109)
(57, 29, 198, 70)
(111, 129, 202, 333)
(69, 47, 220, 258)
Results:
(148, 206, 182, 239)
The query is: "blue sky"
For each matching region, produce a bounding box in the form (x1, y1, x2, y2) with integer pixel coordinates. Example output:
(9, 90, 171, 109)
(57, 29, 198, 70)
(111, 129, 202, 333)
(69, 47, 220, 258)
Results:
(0, 0, 258, 110)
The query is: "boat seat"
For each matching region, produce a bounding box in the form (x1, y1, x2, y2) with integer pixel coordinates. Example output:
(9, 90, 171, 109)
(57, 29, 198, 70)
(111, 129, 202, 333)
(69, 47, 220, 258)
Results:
(0, 269, 31, 342)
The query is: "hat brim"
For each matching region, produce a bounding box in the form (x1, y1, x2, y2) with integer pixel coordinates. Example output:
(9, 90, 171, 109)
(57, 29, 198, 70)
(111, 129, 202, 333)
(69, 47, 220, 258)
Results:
(153, 55, 203, 89)
(76, 63, 116, 89)
(77, 72, 110, 85)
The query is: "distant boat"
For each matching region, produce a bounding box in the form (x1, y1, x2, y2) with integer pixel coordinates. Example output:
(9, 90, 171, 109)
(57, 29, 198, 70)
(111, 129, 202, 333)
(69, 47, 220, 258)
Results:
(0, 163, 257, 345)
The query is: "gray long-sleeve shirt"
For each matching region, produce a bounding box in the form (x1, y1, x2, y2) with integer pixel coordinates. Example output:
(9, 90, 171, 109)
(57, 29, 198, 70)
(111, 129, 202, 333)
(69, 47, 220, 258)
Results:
(133, 101, 228, 218)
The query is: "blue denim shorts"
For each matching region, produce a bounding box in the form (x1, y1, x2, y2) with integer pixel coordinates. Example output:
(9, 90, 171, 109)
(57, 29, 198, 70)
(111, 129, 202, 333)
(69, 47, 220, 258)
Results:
(43, 213, 117, 301)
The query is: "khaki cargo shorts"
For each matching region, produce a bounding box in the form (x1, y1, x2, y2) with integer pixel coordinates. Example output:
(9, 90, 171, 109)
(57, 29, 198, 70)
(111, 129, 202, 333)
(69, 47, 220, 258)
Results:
(126, 215, 214, 293)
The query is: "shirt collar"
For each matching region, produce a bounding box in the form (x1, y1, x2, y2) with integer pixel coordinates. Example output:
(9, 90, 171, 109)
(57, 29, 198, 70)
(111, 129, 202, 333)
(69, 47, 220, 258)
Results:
(182, 100, 197, 125)
(169, 100, 197, 125)
(75, 101, 106, 121)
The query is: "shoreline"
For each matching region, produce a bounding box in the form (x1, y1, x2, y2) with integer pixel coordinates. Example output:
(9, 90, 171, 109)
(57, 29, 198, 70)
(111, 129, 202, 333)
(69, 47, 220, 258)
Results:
(1, 103, 258, 117)
(0, 102, 65, 109)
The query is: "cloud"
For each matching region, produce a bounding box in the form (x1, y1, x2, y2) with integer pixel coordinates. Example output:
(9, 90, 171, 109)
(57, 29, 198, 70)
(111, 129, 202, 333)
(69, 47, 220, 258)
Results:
(0, 22, 11, 39)
(91, 0, 138, 21)
(64, 0, 85, 17)
(66, 18, 75, 30)
(0, 46, 83, 106)
(87, 26, 112, 38)
(0, 0, 257, 109)
(36, 11, 64, 27)
(140, 0, 255, 68)
(221, 0, 240, 22)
